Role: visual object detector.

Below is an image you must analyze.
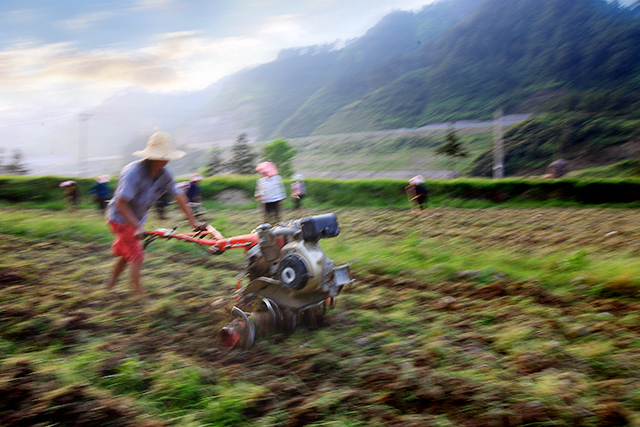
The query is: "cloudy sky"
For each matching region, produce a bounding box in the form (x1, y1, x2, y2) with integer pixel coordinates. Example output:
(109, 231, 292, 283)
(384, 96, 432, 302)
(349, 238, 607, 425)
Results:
(0, 0, 435, 120)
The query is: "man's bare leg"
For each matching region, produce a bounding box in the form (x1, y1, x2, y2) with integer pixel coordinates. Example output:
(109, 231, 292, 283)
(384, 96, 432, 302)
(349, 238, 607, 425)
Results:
(130, 260, 144, 295)
(107, 257, 127, 291)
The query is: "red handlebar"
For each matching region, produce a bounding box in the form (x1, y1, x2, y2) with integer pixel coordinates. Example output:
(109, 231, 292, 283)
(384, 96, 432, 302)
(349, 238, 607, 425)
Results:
(145, 228, 259, 255)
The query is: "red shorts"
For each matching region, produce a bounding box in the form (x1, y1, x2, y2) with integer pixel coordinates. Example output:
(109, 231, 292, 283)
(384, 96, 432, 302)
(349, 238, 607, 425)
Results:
(108, 221, 144, 263)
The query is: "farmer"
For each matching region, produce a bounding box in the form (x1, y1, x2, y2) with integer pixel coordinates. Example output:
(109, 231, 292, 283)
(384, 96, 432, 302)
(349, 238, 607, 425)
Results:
(154, 190, 172, 220)
(406, 175, 428, 210)
(186, 173, 203, 203)
(290, 174, 306, 210)
(88, 174, 112, 212)
(546, 158, 568, 179)
(255, 161, 287, 224)
(106, 131, 201, 296)
(59, 180, 79, 211)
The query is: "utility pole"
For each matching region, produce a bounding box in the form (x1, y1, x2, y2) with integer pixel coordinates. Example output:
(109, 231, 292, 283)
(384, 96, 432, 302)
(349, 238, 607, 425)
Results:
(493, 109, 504, 179)
(78, 112, 91, 177)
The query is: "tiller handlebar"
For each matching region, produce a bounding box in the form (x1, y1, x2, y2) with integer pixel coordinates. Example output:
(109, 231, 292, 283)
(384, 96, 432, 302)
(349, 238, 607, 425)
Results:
(144, 224, 258, 255)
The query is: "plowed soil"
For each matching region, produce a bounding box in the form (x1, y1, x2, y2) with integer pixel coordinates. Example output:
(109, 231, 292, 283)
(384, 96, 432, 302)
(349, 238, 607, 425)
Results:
(1, 206, 640, 426)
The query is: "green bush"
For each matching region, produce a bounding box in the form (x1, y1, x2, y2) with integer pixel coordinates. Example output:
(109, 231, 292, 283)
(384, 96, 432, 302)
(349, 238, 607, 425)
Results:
(188, 175, 258, 200)
(0, 176, 76, 202)
(2, 174, 639, 208)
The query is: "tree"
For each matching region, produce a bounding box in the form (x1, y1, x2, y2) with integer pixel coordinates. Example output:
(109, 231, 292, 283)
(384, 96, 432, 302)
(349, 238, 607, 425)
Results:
(203, 145, 225, 177)
(263, 138, 296, 178)
(227, 133, 257, 175)
(436, 126, 468, 161)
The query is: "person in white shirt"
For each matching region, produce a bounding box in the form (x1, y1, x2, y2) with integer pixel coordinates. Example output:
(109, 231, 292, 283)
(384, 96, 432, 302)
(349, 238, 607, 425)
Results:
(255, 161, 287, 224)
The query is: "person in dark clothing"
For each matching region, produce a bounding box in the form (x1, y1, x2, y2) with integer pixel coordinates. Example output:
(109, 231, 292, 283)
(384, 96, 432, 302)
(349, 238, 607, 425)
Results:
(186, 173, 203, 203)
(88, 175, 112, 212)
(290, 174, 306, 210)
(155, 191, 172, 220)
(406, 175, 428, 210)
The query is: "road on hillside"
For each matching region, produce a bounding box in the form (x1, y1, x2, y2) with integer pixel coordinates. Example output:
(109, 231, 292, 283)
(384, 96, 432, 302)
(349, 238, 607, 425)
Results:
(293, 114, 532, 180)
(290, 114, 532, 142)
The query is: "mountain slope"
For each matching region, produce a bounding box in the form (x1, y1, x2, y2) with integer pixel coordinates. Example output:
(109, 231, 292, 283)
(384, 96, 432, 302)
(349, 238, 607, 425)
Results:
(76, 0, 640, 178)
(199, 46, 340, 140)
(192, 0, 640, 143)
(317, 0, 640, 134)
(273, 0, 484, 137)
(196, 0, 484, 140)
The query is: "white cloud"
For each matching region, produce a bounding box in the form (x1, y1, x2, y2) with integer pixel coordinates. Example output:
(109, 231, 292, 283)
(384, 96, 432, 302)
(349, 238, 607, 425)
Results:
(144, 31, 202, 61)
(58, 11, 114, 31)
(0, 41, 73, 85)
(0, 28, 274, 110)
(133, 0, 180, 11)
(0, 0, 442, 112)
(259, 14, 307, 41)
(1, 8, 38, 23)
(0, 38, 181, 108)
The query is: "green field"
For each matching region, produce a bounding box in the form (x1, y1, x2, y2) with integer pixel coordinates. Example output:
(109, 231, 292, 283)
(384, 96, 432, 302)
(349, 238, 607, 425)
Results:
(1, 204, 640, 426)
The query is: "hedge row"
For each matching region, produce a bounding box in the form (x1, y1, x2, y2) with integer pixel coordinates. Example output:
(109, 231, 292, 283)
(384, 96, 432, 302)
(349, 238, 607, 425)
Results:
(1, 175, 639, 207)
(304, 177, 640, 207)
(427, 178, 640, 205)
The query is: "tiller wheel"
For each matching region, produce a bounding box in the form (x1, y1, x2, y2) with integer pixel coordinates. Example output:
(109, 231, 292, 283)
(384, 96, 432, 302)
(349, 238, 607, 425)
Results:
(220, 298, 299, 350)
(219, 307, 255, 350)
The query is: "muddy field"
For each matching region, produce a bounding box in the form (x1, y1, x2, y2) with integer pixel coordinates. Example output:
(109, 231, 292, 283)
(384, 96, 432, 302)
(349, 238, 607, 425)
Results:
(1, 206, 640, 426)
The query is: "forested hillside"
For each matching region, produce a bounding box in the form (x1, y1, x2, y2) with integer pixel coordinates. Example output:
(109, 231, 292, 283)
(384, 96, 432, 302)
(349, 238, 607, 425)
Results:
(333, 0, 640, 132)
(468, 102, 640, 177)
(188, 0, 640, 177)
(198, 0, 484, 139)
(198, 0, 640, 139)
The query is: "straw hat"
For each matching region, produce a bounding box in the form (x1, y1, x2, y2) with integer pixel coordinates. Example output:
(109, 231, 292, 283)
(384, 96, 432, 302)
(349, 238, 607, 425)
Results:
(256, 161, 278, 177)
(95, 174, 110, 183)
(132, 132, 185, 161)
(409, 175, 425, 185)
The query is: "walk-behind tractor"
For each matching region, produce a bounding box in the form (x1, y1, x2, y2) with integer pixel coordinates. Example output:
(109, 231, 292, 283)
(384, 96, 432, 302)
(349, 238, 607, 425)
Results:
(144, 213, 353, 350)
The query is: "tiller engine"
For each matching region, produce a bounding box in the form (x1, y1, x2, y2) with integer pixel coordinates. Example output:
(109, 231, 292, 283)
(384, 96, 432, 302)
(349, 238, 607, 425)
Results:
(144, 213, 353, 350)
